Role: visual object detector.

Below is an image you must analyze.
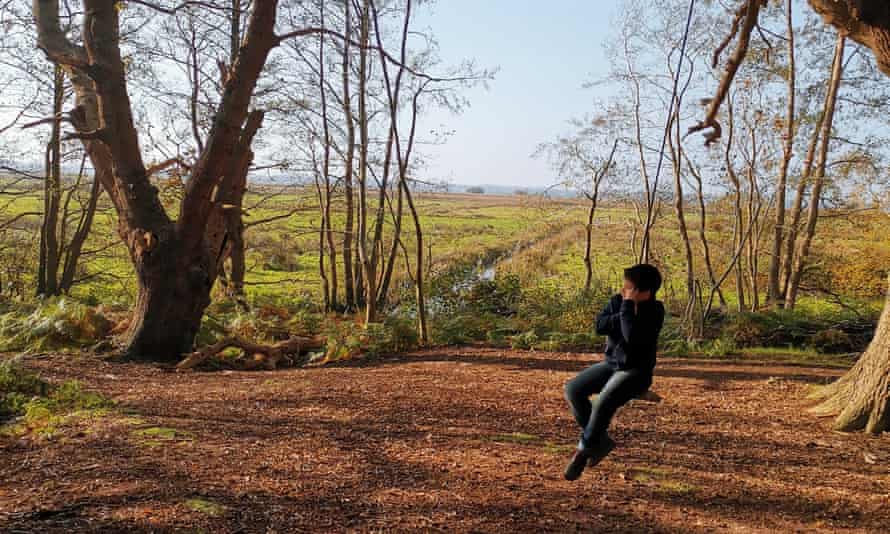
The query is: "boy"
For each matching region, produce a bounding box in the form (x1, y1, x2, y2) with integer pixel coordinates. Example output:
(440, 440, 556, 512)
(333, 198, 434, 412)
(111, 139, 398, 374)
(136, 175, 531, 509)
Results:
(563, 264, 664, 481)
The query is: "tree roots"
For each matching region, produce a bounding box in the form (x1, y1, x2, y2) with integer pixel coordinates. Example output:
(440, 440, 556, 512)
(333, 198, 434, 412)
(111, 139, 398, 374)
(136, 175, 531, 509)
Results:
(177, 335, 325, 371)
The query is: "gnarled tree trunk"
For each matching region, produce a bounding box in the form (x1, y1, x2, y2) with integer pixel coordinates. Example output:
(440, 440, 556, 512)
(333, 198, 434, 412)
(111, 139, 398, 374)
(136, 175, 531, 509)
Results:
(810, 275, 890, 434)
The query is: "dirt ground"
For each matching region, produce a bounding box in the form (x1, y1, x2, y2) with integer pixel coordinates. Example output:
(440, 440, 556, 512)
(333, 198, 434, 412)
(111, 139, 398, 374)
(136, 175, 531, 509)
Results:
(1, 347, 889, 533)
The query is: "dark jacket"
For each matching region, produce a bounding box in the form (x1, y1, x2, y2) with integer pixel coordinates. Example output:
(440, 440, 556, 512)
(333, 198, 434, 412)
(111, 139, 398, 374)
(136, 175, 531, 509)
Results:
(595, 294, 665, 372)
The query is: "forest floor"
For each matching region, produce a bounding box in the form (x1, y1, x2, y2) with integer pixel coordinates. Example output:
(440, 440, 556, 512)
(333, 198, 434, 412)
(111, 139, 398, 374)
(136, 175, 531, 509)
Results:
(2, 347, 889, 533)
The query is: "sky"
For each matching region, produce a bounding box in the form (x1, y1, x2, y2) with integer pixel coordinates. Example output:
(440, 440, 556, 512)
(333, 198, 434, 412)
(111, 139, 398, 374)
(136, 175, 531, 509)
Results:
(413, 0, 619, 189)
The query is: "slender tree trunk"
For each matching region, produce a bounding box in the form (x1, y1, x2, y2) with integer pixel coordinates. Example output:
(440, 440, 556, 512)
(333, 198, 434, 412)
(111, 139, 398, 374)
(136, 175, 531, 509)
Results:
(403, 180, 427, 343)
(744, 120, 762, 312)
(685, 153, 726, 308)
(39, 64, 65, 296)
(768, 0, 796, 307)
(318, 1, 338, 310)
(315, 172, 331, 310)
(668, 111, 695, 317)
(59, 167, 102, 293)
(747, 165, 759, 311)
(730, 166, 745, 312)
(356, 0, 376, 323)
(583, 196, 596, 291)
(781, 78, 829, 299)
(378, 179, 404, 307)
(341, 0, 356, 311)
(631, 73, 653, 264)
(786, 34, 845, 309)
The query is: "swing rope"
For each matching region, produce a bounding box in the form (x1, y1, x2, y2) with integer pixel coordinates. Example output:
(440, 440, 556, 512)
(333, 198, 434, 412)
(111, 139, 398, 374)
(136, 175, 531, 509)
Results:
(639, 0, 697, 263)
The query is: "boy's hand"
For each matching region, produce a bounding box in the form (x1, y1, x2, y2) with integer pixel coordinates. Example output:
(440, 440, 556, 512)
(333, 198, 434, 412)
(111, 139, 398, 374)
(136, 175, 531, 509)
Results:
(622, 287, 651, 303)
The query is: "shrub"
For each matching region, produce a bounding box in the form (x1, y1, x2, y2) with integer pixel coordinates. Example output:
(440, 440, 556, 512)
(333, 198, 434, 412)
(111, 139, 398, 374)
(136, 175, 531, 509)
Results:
(702, 337, 737, 358)
(0, 298, 112, 352)
(466, 274, 522, 316)
(722, 311, 812, 349)
(321, 315, 420, 362)
(810, 328, 854, 354)
(322, 321, 365, 362)
(430, 312, 503, 345)
(510, 330, 539, 350)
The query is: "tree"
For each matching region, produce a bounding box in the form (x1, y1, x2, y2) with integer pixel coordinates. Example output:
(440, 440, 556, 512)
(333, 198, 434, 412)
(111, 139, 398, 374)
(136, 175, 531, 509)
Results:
(767, 0, 796, 308)
(32, 0, 316, 360)
(537, 116, 618, 292)
(701, 0, 890, 433)
(804, 0, 890, 434)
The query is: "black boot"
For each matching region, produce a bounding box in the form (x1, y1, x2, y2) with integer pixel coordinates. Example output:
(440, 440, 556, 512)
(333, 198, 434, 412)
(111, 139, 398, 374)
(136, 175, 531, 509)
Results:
(564, 448, 592, 481)
(586, 433, 615, 467)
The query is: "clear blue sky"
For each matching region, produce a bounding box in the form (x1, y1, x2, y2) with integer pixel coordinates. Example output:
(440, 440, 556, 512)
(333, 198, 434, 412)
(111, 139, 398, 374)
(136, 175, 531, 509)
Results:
(414, 0, 619, 188)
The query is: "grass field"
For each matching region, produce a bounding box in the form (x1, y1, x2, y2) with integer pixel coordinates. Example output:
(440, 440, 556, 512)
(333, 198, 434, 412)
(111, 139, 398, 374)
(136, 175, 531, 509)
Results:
(1, 184, 887, 358)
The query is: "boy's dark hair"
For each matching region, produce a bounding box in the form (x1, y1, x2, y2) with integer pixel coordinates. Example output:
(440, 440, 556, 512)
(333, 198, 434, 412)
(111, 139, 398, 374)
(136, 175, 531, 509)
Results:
(624, 264, 662, 294)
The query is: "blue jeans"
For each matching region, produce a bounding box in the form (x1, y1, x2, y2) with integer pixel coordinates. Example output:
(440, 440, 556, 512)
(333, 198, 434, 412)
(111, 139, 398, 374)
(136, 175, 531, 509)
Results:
(564, 361, 652, 449)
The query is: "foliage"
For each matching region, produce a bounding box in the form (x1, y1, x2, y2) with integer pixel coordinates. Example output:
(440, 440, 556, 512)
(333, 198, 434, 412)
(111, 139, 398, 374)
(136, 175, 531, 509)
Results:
(0, 193, 885, 362)
(323, 314, 420, 362)
(720, 307, 875, 354)
(811, 328, 854, 354)
(0, 298, 112, 352)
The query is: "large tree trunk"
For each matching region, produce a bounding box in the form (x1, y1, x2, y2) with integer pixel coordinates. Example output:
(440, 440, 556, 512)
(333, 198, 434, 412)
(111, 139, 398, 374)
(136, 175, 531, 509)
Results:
(802, 0, 890, 434)
(697, 0, 890, 433)
(126, 242, 213, 360)
(810, 275, 890, 433)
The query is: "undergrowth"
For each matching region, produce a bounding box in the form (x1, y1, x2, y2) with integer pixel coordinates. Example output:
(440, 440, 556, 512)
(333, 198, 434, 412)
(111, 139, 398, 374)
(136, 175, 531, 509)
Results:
(0, 358, 112, 437)
(0, 298, 113, 352)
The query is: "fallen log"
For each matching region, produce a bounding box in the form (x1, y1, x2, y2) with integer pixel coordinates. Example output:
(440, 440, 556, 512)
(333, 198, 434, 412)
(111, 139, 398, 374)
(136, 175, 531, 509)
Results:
(177, 335, 325, 371)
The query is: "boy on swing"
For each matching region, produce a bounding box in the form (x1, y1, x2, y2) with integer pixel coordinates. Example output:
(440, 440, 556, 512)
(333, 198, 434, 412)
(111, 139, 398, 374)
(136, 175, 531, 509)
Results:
(564, 264, 665, 481)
